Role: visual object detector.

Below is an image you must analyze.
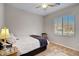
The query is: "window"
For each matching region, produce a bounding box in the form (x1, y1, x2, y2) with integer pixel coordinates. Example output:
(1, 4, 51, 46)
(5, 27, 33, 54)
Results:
(54, 16, 75, 36)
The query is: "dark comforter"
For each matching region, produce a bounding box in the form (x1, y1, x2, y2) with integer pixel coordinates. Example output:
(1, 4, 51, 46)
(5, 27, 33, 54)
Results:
(37, 39, 48, 47)
(30, 35, 48, 47)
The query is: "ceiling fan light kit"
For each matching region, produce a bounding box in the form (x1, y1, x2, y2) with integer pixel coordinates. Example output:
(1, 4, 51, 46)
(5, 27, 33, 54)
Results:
(36, 3, 60, 9)
(41, 3, 48, 9)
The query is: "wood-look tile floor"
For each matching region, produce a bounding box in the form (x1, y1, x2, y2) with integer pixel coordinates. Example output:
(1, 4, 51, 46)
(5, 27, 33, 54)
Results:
(36, 42, 79, 56)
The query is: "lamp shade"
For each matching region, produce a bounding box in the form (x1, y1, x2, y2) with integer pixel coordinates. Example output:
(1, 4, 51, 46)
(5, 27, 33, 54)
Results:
(0, 27, 10, 39)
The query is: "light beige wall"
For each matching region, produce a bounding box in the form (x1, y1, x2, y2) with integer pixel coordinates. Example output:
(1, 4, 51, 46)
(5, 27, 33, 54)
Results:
(44, 4, 79, 51)
(5, 5, 44, 37)
(0, 3, 4, 29)
(4, 3, 79, 51)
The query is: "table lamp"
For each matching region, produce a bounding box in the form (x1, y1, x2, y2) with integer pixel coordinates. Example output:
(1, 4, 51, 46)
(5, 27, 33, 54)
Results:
(0, 27, 10, 43)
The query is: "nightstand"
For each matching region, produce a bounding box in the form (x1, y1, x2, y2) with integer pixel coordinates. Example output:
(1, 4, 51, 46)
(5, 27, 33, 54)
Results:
(0, 46, 19, 56)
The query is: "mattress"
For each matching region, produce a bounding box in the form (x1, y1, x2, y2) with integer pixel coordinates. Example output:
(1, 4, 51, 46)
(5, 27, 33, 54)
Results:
(15, 36, 40, 55)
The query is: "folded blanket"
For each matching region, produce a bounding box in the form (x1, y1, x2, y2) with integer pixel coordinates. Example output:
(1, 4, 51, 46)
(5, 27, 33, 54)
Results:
(37, 39, 48, 47)
(30, 35, 48, 47)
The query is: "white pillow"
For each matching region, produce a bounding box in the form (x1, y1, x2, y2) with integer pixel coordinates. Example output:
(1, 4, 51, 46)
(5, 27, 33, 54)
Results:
(8, 34, 17, 44)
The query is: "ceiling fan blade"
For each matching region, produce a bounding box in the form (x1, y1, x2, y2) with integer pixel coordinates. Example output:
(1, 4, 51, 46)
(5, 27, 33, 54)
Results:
(56, 3, 60, 5)
(48, 5, 55, 7)
(48, 3, 60, 7)
(36, 6, 41, 8)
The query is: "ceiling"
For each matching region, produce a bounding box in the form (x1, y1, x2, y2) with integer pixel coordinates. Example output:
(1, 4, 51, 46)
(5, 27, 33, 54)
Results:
(7, 3, 75, 16)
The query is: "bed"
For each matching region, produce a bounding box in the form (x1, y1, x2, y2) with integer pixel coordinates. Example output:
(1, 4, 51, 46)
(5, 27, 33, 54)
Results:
(15, 36, 48, 56)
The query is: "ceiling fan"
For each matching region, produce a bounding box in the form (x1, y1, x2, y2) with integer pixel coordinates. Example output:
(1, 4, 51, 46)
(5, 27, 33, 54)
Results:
(36, 3, 60, 9)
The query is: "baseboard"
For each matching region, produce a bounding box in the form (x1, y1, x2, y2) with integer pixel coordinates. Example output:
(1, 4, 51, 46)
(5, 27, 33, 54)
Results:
(50, 41, 79, 56)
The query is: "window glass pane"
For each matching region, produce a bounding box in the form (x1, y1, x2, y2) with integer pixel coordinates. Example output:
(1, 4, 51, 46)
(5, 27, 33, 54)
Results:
(63, 16, 69, 35)
(54, 17, 62, 35)
(68, 16, 75, 35)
